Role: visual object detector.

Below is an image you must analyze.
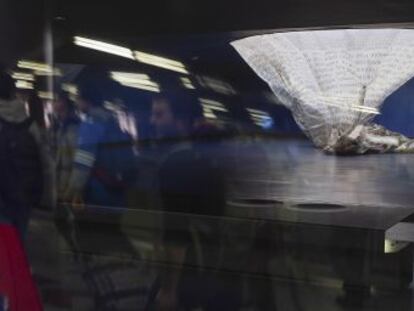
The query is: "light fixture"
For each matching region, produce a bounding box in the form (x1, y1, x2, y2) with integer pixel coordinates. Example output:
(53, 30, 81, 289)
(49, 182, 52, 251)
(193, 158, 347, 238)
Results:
(38, 91, 54, 100)
(34, 69, 62, 76)
(111, 72, 153, 83)
(199, 98, 228, 112)
(74, 36, 135, 60)
(134, 50, 188, 74)
(384, 239, 408, 254)
(111, 72, 160, 93)
(17, 60, 61, 76)
(15, 80, 34, 90)
(117, 82, 160, 93)
(73, 36, 189, 74)
(18, 60, 51, 72)
(12, 72, 35, 81)
(62, 83, 78, 96)
(197, 76, 236, 95)
(247, 108, 273, 127)
(200, 98, 228, 119)
(180, 77, 195, 89)
(203, 108, 218, 119)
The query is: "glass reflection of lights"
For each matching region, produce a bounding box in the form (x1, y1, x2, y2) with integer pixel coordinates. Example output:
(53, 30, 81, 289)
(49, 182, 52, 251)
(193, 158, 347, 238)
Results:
(12, 72, 35, 81)
(38, 91, 54, 100)
(134, 51, 188, 74)
(17, 60, 59, 75)
(384, 239, 409, 254)
(200, 98, 228, 111)
(247, 108, 274, 128)
(74, 36, 134, 60)
(74, 36, 188, 74)
(200, 98, 228, 120)
(34, 69, 62, 77)
(180, 77, 196, 89)
(44, 100, 54, 129)
(202, 109, 217, 119)
(104, 100, 138, 139)
(62, 83, 78, 96)
(15, 80, 34, 90)
(110, 72, 160, 93)
(197, 75, 236, 95)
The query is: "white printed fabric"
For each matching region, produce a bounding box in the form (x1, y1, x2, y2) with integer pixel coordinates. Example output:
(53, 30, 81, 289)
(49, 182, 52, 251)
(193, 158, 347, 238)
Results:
(232, 29, 414, 154)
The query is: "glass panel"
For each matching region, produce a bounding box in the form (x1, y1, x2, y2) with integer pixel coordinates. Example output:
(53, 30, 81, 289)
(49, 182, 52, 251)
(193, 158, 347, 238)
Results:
(1, 1, 414, 310)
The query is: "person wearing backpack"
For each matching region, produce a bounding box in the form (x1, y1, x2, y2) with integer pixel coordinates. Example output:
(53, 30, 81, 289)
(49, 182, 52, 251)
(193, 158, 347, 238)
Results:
(0, 70, 43, 237)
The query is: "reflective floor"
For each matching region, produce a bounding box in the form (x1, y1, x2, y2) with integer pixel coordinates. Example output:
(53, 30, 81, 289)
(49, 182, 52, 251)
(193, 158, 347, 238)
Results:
(27, 209, 414, 311)
(230, 138, 414, 210)
(26, 138, 414, 310)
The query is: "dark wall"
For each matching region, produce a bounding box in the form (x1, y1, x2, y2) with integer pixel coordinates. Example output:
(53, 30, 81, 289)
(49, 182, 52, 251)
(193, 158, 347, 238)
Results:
(0, 0, 45, 65)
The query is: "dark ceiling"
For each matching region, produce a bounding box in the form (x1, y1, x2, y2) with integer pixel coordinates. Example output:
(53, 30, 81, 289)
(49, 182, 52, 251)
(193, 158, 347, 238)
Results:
(2, 0, 414, 65)
(53, 0, 414, 36)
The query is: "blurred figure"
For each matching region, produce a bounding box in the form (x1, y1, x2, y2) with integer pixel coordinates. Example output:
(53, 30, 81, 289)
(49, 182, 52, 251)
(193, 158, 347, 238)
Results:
(153, 92, 242, 311)
(26, 91, 56, 211)
(0, 70, 43, 237)
(150, 92, 201, 158)
(151, 93, 201, 140)
(50, 91, 81, 265)
(51, 92, 80, 201)
(65, 82, 135, 207)
(61, 82, 141, 310)
(27, 91, 46, 130)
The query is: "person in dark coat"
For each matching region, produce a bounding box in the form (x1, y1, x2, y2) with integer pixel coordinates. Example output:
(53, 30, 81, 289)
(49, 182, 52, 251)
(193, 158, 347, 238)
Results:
(152, 92, 242, 311)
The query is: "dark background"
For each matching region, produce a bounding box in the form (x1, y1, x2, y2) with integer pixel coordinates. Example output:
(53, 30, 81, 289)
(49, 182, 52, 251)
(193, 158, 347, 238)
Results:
(1, 0, 414, 64)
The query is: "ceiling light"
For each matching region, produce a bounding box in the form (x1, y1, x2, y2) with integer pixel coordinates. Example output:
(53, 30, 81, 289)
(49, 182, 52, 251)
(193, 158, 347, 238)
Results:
(15, 80, 34, 90)
(62, 83, 78, 96)
(110, 72, 160, 93)
(202, 107, 218, 119)
(12, 72, 35, 81)
(180, 77, 195, 89)
(134, 51, 188, 74)
(18, 60, 61, 76)
(38, 91, 54, 100)
(73, 36, 188, 74)
(247, 108, 273, 127)
(18, 60, 51, 72)
(111, 72, 153, 83)
(200, 98, 228, 119)
(199, 98, 228, 111)
(74, 36, 134, 60)
(34, 69, 62, 76)
(197, 75, 236, 95)
(118, 82, 160, 93)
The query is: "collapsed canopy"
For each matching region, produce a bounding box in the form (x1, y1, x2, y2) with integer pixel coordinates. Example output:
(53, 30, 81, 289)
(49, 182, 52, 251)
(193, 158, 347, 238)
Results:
(232, 29, 414, 154)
